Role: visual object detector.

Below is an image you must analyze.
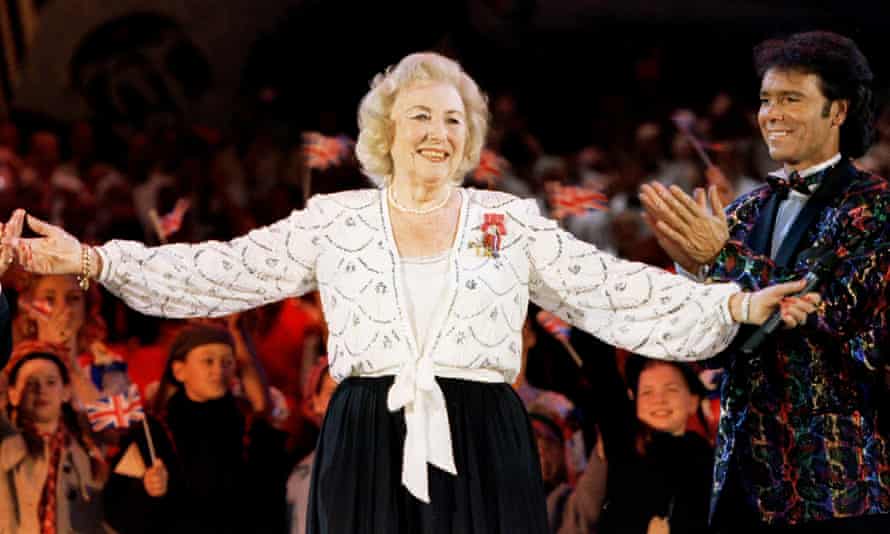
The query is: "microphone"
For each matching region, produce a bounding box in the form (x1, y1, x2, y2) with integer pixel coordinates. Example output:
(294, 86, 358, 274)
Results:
(739, 236, 866, 354)
(740, 272, 819, 354)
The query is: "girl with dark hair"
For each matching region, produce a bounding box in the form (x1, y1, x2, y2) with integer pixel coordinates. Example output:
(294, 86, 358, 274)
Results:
(598, 356, 714, 534)
(103, 321, 287, 534)
(0, 342, 111, 533)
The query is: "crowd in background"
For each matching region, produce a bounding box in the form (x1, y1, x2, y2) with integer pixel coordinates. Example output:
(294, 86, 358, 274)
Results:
(2, 57, 890, 533)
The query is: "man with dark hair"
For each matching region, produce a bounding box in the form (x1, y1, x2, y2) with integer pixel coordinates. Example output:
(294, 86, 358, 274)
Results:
(641, 31, 890, 533)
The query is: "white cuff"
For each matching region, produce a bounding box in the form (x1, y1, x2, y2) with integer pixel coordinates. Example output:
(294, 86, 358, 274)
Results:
(675, 262, 707, 283)
(95, 245, 112, 283)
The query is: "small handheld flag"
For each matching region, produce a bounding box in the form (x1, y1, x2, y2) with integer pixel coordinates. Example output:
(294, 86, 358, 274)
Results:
(545, 183, 608, 221)
(86, 384, 144, 431)
(149, 198, 190, 244)
(303, 132, 354, 170)
(535, 310, 583, 367)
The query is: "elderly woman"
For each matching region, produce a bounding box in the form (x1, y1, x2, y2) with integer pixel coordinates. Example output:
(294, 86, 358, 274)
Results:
(6, 53, 818, 533)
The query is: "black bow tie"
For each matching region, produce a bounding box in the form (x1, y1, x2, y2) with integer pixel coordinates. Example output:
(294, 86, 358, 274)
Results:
(766, 169, 822, 199)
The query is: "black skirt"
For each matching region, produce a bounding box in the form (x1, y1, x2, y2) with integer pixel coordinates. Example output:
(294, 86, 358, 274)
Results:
(307, 376, 549, 534)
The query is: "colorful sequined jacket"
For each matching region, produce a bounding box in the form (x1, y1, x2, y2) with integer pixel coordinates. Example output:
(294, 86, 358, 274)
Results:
(704, 158, 890, 525)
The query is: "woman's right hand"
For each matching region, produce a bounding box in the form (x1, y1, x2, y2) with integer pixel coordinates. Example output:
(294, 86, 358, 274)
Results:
(7, 213, 84, 275)
(733, 279, 821, 327)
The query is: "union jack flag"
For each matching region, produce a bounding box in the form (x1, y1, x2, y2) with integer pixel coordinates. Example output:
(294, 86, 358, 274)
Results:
(158, 198, 191, 239)
(471, 149, 507, 188)
(545, 182, 608, 221)
(303, 132, 354, 170)
(86, 385, 144, 431)
(536, 310, 571, 343)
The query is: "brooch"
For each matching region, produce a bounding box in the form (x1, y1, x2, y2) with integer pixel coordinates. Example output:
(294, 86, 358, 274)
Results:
(470, 213, 506, 258)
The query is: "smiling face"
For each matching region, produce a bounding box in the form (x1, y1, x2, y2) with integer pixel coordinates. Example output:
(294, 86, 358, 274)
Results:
(9, 358, 71, 425)
(758, 68, 847, 171)
(635, 362, 699, 436)
(389, 80, 468, 187)
(172, 343, 235, 402)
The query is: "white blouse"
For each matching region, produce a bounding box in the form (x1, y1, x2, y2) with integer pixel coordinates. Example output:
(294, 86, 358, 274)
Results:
(95, 187, 741, 502)
(401, 251, 450, 353)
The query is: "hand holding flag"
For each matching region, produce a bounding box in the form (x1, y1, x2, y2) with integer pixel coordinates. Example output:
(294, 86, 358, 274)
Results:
(87, 384, 158, 464)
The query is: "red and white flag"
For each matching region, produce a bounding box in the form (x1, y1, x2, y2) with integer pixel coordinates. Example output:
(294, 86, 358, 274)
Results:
(158, 198, 191, 239)
(303, 132, 354, 170)
(545, 182, 608, 221)
(86, 385, 144, 431)
(471, 149, 507, 188)
(536, 310, 571, 343)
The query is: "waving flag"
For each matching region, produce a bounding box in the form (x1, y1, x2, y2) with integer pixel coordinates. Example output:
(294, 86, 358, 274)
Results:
(303, 132, 354, 170)
(86, 385, 144, 431)
(471, 149, 508, 188)
(157, 198, 191, 239)
(545, 182, 608, 221)
(536, 310, 571, 343)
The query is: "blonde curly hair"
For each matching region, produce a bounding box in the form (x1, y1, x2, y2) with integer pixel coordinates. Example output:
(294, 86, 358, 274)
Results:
(355, 52, 490, 186)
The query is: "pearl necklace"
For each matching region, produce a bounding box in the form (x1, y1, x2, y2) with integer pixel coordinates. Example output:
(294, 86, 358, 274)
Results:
(387, 186, 453, 215)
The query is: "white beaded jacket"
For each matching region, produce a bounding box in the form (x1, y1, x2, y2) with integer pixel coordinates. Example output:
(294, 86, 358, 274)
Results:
(96, 187, 740, 502)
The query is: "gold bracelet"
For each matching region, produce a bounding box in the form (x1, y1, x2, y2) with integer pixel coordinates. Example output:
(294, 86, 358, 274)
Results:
(77, 245, 91, 291)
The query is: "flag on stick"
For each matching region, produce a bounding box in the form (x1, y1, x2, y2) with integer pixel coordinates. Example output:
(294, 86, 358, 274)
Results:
(86, 384, 144, 431)
(302, 132, 354, 170)
(536, 310, 583, 367)
(86, 385, 157, 463)
(671, 109, 714, 168)
(149, 198, 190, 244)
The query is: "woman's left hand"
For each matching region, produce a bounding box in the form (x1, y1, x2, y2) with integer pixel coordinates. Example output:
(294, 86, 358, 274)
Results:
(7, 213, 84, 275)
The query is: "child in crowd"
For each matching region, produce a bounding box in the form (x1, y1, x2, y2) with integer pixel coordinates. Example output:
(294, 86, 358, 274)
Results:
(103, 322, 287, 534)
(0, 342, 124, 533)
(598, 356, 714, 534)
